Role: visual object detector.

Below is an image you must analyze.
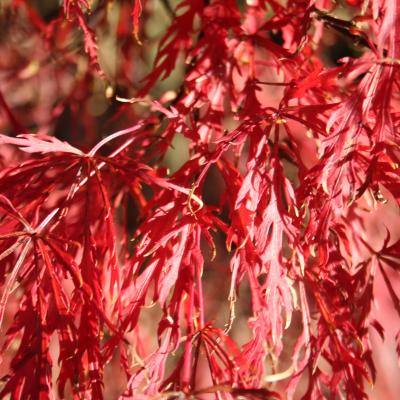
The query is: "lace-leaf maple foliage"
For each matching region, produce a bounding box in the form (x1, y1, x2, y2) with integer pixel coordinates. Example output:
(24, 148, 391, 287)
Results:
(0, 0, 400, 399)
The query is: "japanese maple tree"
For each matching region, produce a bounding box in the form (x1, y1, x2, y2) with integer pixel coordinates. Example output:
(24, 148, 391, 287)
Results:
(0, 0, 400, 399)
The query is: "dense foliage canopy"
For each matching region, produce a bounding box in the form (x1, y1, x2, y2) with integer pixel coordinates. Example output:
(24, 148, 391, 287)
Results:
(0, 0, 400, 399)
